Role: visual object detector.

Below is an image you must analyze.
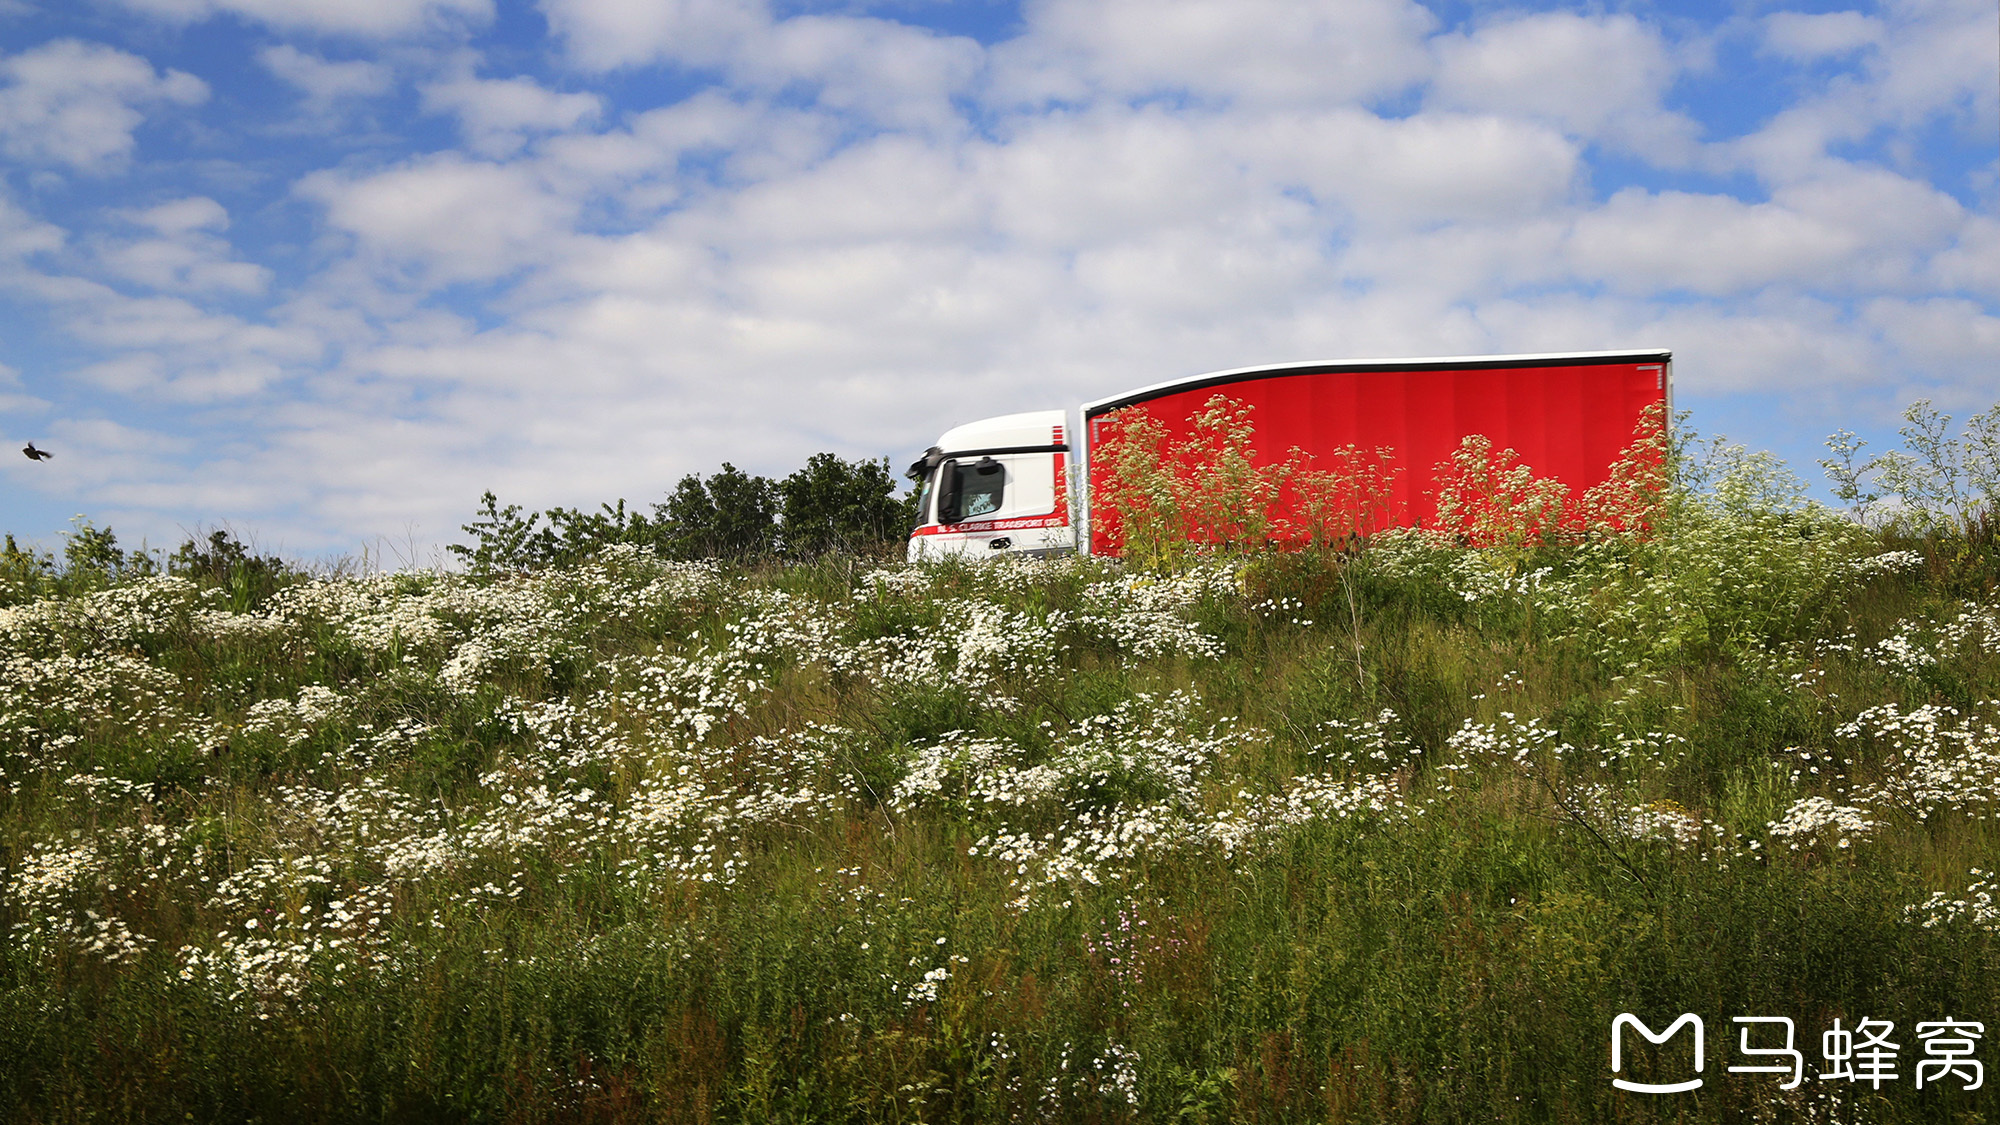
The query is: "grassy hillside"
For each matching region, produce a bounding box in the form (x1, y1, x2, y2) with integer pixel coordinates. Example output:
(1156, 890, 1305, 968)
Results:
(2, 470, 1997, 1121)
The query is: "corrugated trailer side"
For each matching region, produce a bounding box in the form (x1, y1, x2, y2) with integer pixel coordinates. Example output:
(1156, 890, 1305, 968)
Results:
(1081, 350, 1670, 556)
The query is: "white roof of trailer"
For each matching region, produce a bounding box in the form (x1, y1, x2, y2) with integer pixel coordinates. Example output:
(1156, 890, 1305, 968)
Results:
(1081, 349, 1671, 416)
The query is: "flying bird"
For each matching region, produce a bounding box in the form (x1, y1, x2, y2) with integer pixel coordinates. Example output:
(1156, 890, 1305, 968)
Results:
(22, 442, 52, 461)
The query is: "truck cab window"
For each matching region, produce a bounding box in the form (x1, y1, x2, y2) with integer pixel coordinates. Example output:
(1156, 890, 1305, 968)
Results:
(954, 459, 1004, 520)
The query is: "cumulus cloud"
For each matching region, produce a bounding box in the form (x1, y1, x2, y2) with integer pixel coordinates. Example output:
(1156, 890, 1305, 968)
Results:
(976, 109, 1244, 248)
(0, 193, 65, 261)
(1566, 165, 1961, 296)
(741, 16, 981, 129)
(1865, 297, 2000, 381)
(1731, 0, 1997, 183)
(1762, 11, 1884, 60)
(546, 1, 978, 131)
(0, 40, 206, 174)
(113, 0, 491, 37)
(991, 0, 1435, 107)
(1243, 109, 1581, 228)
(95, 197, 272, 295)
(300, 156, 582, 283)
(422, 72, 603, 155)
(1569, 191, 1853, 297)
(1430, 12, 1699, 158)
(541, 0, 771, 71)
(63, 289, 314, 360)
(259, 45, 394, 114)
(1928, 216, 2000, 297)
(77, 353, 286, 402)
(1866, 0, 1998, 121)
(0, 360, 52, 417)
(1643, 298, 1889, 395)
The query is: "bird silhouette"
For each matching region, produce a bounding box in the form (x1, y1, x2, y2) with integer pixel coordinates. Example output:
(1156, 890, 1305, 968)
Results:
(22, 442, 52, 461)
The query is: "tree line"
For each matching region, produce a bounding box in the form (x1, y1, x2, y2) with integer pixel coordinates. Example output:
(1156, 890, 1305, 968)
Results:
(1, 525, 291, 608)
(450, 452, 915, 574)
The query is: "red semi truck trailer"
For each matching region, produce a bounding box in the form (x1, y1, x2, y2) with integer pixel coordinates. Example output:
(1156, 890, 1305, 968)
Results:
(905, 349, 1671, 561)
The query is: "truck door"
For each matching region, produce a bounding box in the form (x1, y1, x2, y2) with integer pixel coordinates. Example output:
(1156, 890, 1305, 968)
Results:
(911, 453, 1072, 559)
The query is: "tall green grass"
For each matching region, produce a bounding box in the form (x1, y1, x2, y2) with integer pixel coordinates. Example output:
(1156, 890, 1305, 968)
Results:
(1, 497, 1996, 1121)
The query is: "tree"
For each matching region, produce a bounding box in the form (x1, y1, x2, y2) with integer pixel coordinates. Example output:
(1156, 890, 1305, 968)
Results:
(0, 533, 56, 605)
(169, 529, 292, 609)
(1868, 400, 2000, 537)
(543, 499, 672, 566)
(454, 452, 913, 573)
(63, 519, 128, 579)
(777, 453, 906, 558)
(449, 491, 555, 574)
(658, 464, 777, 561)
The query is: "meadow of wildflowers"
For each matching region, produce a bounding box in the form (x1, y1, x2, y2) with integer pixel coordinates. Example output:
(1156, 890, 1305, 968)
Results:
(3, 447, 1999, 1122)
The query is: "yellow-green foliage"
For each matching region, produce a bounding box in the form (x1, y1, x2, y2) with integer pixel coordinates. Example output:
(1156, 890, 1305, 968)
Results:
(1092, 395, 1400, 569)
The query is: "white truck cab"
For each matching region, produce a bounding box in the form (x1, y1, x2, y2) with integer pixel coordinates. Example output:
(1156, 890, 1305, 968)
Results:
(905, 409, 1076, 561)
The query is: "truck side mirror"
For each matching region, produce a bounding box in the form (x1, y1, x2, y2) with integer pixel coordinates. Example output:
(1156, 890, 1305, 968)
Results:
(906, 446, 944, 482)
(935, 459, 962, 524)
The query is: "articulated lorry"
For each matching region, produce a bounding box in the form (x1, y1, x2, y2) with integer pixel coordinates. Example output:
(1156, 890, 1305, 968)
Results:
(905, 350, 1671, 561)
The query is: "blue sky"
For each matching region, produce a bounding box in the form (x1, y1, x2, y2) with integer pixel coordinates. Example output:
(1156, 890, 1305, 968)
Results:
(0, 0, 1995, 560)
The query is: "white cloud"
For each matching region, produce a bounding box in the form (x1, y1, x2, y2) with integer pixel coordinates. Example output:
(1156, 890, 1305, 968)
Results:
(0, 393, 50, 417)
(1568, 191, 1855, 296)
(1338, 219, 1569, 301)
(1865, 297, 2000, 380)
(1649, 299, 1888, 394)
(972, 109, 1258, 248)
(548, 2, 977, 131)
(1762, 11, 1884, 60)
(527, 91, 770, 206)
(301, 156, 581, 283)
(0, 39, 206, 174)
(41, 416, 196, 491)
(1928, 216, 2000, 296)
(1772, 164, 1964, 255)
(1869, 0, 1998, 120)
(63, 290, 314, 360)
(1430, 12, 1698, 158)
(541, 0, 770, 71)
(1245, 109, 1581, 229)
(128, 196, 228, 236)
(422, 73, 603, 156)
(91, 197, 272, 296)
(0, 360, 51, 416)
(1730, 0, 1997, 183)
(710, 131, 982, 248)
(742, 16, 981, 129)
(1068, 219, 1322, 321)
(77, 353, 284, 402)
(259, 45, 394, 113)
(991, 0, 1434, 107)
(114, 0, 491, 37)
(1566, 166, 1961, 296)
(0, 193, 65, 260)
